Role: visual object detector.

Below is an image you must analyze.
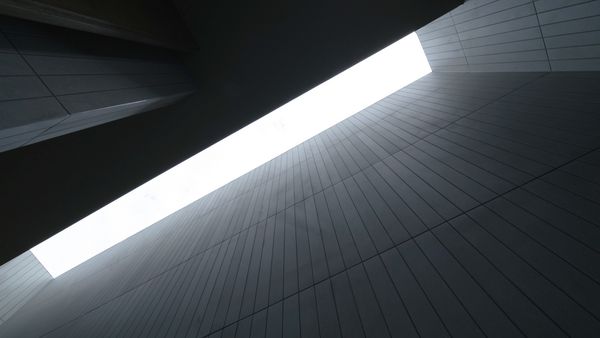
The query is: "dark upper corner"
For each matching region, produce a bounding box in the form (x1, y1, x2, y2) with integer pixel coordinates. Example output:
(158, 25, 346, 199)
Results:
(0, 0, 197, 50)
(0, 0, 462, 264)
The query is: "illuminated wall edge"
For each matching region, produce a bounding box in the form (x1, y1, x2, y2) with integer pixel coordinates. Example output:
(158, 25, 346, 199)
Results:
(31, 32, 432, 278)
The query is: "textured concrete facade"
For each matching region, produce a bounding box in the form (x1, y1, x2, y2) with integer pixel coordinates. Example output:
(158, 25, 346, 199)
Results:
(417, 0, 600, 72)
(0, 70, 599, 337)
(0, 252, 51, 326)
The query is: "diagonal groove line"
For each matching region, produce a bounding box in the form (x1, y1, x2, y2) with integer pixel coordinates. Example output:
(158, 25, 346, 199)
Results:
(531, 0, 553, 71)
(39, 71, 566, 336)
(449, 8, 469, 67)
(0, 30, 69, 147)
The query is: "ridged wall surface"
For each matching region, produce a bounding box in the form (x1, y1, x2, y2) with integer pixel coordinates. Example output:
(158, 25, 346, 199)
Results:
(0, 251, 51, 326)
(417, 0, 600, 72)
(0, 71, 599, 337)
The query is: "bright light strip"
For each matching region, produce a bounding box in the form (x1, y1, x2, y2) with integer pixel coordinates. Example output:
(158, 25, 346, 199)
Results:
(31, 32, 431, 278)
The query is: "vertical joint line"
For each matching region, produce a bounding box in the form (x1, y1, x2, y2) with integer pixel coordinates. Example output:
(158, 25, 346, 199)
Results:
(449, 8, 469, 70)
(531, 0, 553, 71)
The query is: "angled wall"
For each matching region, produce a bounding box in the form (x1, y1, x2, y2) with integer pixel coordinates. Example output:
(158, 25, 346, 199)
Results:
(417, 0, 600, 71)
(0, 71, 599, 337)
(0, 251, 51, 326)
(1, 1, 600, 336)
(0, 15, 195, 153)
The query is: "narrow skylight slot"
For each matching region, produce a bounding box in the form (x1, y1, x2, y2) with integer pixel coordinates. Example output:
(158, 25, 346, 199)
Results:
(31, 32, 431, 278)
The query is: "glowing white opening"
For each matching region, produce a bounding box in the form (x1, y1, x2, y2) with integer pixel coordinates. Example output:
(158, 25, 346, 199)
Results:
(31, 32, 431, 278)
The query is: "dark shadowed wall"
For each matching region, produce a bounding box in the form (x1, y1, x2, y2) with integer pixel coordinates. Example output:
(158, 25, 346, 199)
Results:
(0, 15, 194, 153)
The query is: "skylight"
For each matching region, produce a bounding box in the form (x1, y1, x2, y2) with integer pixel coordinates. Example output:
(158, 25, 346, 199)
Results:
(31, 32, 431, 278)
